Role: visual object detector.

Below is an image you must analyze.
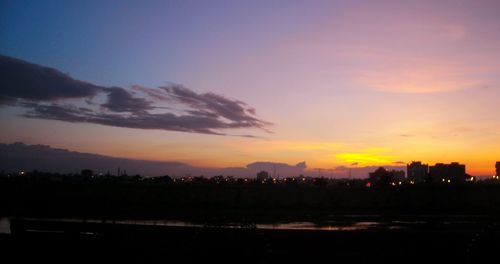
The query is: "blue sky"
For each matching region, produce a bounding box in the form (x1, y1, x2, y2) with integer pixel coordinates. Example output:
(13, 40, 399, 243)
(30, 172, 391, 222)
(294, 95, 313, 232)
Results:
(1, 0, 500, 175)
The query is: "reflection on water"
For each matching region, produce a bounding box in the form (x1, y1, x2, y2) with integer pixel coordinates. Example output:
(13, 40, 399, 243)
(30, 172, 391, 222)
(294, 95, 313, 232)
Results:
(0, 217, 10, 234)
(1, 215, 491, 233)
(257, 221, 380, 231)
(0, 217, 384, 232)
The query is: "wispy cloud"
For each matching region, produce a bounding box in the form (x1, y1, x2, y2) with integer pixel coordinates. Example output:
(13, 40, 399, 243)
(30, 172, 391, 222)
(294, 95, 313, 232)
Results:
(356, 59, 485, 93)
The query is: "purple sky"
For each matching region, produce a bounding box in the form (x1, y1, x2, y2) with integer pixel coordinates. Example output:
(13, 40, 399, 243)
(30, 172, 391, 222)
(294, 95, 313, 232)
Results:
(1, 0, 499, 175)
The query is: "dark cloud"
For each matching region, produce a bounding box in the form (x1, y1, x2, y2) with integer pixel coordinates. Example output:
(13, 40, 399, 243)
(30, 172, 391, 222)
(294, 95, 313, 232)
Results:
(0, 142, 196, 176)
(23, 101, 271, 136)
(1, 142, 413, 179)
(0, 55, 101, 103)
(0, 95, 16, 105)
(22, 103, 90, 123)
(1, 142, 306, 177)
(161, 85, 272, 130)
(23, 102, 267, 135)
(333, 166, 349, 171)
(246, 161, 307, 176)
(393, 161, 406, 165)
(102, 87, 153, 113)
(235, 134, 264, 139)
(1, 55, 272, 136)
(132, 85, 170, 101)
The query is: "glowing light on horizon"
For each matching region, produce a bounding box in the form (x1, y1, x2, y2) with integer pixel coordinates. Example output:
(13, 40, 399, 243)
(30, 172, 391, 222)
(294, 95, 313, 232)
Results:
(336, 148, 397, 165)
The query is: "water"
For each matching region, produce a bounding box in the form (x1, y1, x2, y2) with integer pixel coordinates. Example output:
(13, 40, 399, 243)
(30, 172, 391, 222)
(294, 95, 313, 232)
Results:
(0, 217, 381, 233)
(2, 215, 490, 233)
(257, 221, 381, 231)
(0, 217, 10, 234)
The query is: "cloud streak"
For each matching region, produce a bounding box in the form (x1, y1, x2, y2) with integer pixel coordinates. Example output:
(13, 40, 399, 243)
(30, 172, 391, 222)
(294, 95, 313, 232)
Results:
(0, 55, 272, 136)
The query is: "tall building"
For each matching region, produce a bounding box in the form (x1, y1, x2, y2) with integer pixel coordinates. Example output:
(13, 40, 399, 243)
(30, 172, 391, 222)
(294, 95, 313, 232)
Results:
(391, 170, 406, 182)
(407, 161, 429, 183)
(429, 162, 466, 183)
(256, 170, 270, 182)
(369, 167, 405, 186)
(496, 162, 500, 176)
(81, 169, 93, 177)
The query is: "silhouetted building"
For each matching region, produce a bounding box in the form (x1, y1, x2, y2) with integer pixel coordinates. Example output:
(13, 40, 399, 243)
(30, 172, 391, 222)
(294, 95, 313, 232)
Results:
(407, 161, 429, 183)
(81, 169, 93, 177)
(256, 171, 270, 182)
(369, 167, 405, 186)
(391, 170, 405, 181)
(429, 162, 466, 183)
(496, 162, 500, 176)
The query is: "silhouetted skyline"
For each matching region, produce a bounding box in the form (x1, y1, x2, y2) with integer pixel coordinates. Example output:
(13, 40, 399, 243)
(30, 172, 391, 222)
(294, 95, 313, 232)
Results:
(1, 142, 498, 179)
(2, 2, 500, 263)
(1, 0, 500, 175)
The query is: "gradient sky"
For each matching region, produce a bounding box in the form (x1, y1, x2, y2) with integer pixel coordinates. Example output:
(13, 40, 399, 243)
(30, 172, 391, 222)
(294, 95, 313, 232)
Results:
(1, 0, 500, 176)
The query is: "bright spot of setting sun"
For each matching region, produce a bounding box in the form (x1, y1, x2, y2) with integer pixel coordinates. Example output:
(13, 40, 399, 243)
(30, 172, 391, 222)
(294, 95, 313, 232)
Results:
(336, 148, 397, 165)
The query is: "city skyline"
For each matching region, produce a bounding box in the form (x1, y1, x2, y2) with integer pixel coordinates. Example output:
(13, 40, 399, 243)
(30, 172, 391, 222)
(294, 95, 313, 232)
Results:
(1, 142, 498, 178)
(1, 0, 500, 176)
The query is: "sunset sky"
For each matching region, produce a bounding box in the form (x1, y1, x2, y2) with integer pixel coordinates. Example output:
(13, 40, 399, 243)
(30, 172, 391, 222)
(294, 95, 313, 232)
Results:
(1, 0, 499, 176)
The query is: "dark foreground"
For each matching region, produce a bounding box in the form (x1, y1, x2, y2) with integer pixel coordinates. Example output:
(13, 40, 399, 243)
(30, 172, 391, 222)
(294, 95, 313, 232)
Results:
(2, 177, 500, 263)
(1, 217, 500, 264)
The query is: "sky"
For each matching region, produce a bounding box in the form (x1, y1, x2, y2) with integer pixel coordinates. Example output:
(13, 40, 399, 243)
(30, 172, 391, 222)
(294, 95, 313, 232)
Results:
(1, 0, 500, 176)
